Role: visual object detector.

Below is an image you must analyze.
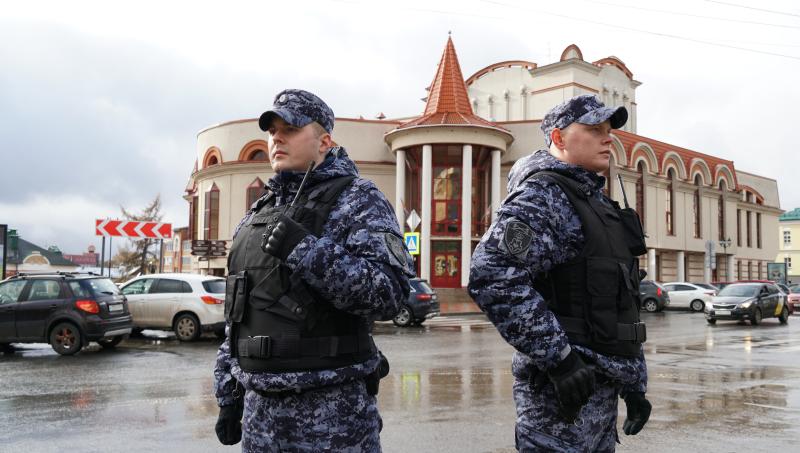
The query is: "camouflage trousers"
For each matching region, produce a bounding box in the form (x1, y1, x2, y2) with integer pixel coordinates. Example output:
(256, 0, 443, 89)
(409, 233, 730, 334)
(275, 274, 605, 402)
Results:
(513, 375, 619, 453)
(242, 379, 382, 452)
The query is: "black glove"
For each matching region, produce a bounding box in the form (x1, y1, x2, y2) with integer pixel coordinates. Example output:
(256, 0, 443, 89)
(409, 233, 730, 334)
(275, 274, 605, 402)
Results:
(622, 392, 651, 435)
(546, 350, 596, 422)
(264, 214, 311, 261)
(215, 400, 244, 445)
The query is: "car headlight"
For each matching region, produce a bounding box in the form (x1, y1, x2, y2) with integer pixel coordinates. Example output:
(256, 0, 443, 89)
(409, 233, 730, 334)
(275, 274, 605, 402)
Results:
(739, 301, 752, 309)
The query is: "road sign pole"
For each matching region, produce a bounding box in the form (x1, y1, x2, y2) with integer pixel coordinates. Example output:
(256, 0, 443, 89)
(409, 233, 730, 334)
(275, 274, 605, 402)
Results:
(100, 236, 106, 276)
(158, 239, 164, 273)
(108, 236, 112, 277)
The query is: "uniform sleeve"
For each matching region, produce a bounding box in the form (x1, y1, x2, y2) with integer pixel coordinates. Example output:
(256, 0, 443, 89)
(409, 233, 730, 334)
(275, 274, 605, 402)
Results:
(283, 183, 413, 320)
(621, 347, 648, 394)
(468, 180, 582, 370)
(212, 326, 238, 406)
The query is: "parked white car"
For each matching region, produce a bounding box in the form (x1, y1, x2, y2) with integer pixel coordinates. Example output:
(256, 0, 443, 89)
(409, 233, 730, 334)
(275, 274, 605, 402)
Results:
(119, 273, 225, 341)
(662, 282, 715, 312)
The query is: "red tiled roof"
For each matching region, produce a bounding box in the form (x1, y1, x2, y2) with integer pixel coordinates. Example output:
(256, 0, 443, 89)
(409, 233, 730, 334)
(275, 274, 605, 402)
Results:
(613, 130, 738, 188)
(396, 36, 506, 132)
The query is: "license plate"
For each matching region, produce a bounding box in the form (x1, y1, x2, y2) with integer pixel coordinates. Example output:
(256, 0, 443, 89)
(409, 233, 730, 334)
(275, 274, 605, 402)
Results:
(715, 310, 730, 316)
(108, 304, 123, 312)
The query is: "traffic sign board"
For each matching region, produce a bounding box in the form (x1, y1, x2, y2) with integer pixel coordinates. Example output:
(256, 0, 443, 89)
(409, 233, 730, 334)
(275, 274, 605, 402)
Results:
(96, 219, 172, 238)
(404, 232, 420, 255)
(406, 210, 421, 232)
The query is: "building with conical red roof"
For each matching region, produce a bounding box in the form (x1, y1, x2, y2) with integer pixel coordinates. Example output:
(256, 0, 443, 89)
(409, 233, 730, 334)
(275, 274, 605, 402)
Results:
(186, 38, 781, 289)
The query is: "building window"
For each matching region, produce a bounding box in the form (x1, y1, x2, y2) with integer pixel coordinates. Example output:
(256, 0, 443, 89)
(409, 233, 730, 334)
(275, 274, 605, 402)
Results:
(246, 177, 267, 212)
(636, 162, 646, 231)
(182, 240, 191, 252)
(693, 175, 702, 238)
(432, 146, 462, 236)
(204, 183, 220, 240)
(717, 180, 726, 241)
(746, 211, 752, 248)
(756, 213, 761, 249)
(789, 257, 793, 270)
(785, 230, 792, 247)
(737, 260, 742, 280)
(189, 195, 198, 241)
(666, 169, 675, 235)
(737, 209, 741, 246)
(248, 149, 268, 161)
(757, 261, 762, 279)
(472, 152, 491, 238)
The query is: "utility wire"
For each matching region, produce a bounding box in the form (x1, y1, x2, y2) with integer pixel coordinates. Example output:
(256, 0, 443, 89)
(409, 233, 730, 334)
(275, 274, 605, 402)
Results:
(478, 0, 800, 61)
(705, 0, 800, 19)
(586, 0, 800, 30)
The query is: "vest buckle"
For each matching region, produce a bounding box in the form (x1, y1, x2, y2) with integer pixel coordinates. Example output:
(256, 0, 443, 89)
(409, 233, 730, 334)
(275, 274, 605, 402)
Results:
(243, 335, 272, 359)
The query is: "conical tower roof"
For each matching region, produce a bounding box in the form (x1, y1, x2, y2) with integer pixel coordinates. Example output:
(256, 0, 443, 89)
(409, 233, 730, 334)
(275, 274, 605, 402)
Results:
(396, 36, 506, 131)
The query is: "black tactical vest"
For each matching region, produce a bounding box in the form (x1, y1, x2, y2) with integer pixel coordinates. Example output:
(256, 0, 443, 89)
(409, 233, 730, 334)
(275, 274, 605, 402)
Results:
(224, 175, 376, 372)
(530, 171, 647, 357)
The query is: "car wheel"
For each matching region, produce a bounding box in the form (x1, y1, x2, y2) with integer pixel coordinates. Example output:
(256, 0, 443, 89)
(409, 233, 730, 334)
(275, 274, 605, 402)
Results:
(751, 308, 762, 326)
(97, 335, 125, 349)
(779, 306, 789, 325)
(49, 322, 83, 356)
(706, 318, 717, 325)
(393, 305, 414, 327)
(690, 299, 705, 312)
(643, 299, 659, 313)
(173, 313, 201, 341)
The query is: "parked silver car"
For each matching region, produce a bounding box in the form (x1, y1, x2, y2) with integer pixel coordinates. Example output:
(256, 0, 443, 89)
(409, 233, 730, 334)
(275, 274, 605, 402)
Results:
(119, 273, 225, 341)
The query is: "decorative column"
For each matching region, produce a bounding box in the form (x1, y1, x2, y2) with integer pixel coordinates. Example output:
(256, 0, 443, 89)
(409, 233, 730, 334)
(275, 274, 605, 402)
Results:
(395, 149, 406, 229)
(648, 248, 656, 280)
(677, 251, 686, 282)
(727, 254, 735, 282)
(461, 145, 473, 287)
(491, 149, 502, 221)
(421, 145, 433, 281)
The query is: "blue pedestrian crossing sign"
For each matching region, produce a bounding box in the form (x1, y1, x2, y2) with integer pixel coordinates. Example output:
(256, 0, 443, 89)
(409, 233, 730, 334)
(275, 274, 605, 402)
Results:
(404, 232, 420, 255)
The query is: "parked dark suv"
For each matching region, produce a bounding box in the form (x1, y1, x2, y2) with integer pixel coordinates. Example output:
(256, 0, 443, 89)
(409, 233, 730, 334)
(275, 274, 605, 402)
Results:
(639, 280, 670, 312)
(0, 273, 133, 355)
(393, 278, 440, 327)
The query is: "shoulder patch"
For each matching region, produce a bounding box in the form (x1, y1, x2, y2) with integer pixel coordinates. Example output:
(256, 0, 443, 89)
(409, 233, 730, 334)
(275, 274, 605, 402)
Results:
(384, 233, 406, 267)
(503, 221, 534, 257)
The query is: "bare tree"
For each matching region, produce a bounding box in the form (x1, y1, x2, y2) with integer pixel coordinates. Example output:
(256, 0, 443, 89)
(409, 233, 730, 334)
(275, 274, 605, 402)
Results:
(116, 195, 163, 276)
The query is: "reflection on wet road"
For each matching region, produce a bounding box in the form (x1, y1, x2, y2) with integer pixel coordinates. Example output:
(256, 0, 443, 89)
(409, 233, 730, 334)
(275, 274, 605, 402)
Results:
(1, 312, 800, 452)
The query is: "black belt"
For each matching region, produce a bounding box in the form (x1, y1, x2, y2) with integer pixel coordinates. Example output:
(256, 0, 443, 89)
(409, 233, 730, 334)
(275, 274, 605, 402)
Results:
(237, 334, 373, 359)
(558, 317, 647, 343)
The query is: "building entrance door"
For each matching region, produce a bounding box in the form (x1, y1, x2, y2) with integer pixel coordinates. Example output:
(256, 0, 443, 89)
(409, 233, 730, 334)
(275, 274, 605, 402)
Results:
(430, 241, 460, 288)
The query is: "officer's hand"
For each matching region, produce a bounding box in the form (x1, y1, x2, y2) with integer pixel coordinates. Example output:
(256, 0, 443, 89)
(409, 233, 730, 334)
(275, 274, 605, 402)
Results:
(546, 350, 596, 421)
(215, 400, 244, 445)
(265, 214, 312, 261)
(622, 392, 651, 435)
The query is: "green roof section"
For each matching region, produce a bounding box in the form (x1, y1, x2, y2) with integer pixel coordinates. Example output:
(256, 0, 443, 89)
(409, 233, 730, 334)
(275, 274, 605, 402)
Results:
(780, 208, 800, 221)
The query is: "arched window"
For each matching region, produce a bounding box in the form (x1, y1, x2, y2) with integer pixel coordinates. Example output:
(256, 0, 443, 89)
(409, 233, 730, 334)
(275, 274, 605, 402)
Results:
(238, 140, 271, 162)
(246, 177, 267, 211)
(718, 180, 726, 241)
(203, 147, 223, 169)
(666, 169, 675, 235)
(204, 183, 220, 240)
(636, 161, 646, 231)
(693, 175, 702, 238)
(248, 150, 268, 161)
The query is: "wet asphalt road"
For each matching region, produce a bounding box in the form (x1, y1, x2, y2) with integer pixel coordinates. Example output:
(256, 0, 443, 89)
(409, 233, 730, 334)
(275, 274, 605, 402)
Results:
(1, 311, 800, 452)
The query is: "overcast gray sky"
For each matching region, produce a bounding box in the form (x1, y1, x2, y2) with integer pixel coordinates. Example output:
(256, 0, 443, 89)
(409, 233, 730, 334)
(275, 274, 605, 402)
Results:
(2, 0, 799, 255)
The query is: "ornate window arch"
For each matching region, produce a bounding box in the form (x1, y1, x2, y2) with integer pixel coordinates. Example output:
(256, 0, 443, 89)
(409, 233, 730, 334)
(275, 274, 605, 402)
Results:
(238, 140, 270, 162)
(666, 168, 675, 235)
(203, 147, 223, 169)
(693, 174, 702, 238)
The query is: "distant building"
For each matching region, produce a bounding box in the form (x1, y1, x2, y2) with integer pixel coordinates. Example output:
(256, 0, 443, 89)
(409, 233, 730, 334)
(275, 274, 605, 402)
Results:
(777, 208, 800, 284)
(63, 245, 99, 267)
(183, 38, 781, 287)
(6, 237, 79, 276)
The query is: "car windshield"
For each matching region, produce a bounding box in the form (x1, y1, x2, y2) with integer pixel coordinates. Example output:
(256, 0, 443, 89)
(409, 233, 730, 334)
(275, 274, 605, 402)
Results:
(790, 285, 800, 294)
(717, 285, 759, 298)
(80, 278, 121, 296)
(202, 279, 226, 294)
(694, 283, 717, 291)
(411, 280, 434, 293)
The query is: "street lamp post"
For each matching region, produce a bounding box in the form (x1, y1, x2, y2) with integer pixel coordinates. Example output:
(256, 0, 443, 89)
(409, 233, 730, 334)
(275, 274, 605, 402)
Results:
(719, 237, 732, 280)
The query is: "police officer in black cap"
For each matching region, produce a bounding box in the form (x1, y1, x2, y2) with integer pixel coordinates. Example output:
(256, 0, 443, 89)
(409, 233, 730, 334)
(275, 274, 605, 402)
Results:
(213, 89, 413, 451)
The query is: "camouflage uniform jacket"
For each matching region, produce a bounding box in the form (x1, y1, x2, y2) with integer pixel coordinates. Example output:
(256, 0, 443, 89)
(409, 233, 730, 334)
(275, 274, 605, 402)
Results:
(214, 147, 414, 406)
(468, 150, 647, 394)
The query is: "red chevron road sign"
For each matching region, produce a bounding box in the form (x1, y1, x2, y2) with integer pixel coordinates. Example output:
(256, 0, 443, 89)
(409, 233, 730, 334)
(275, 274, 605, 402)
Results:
(95, 219, 172, 238)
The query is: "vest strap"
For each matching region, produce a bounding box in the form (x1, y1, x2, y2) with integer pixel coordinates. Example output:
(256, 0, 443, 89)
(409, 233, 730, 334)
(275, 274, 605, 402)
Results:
(237, 333, 373, 359)
(557, 316, 647, 343)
